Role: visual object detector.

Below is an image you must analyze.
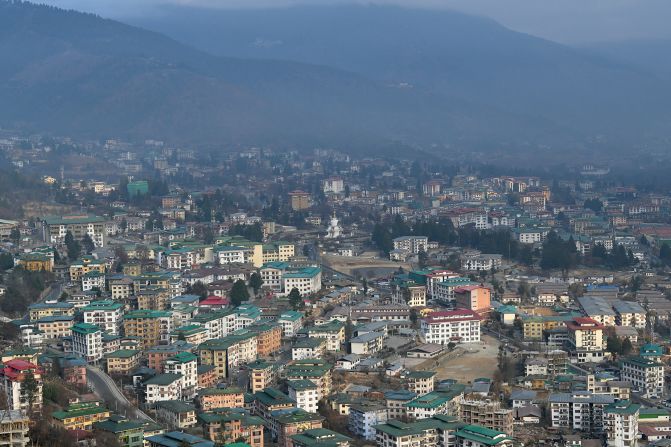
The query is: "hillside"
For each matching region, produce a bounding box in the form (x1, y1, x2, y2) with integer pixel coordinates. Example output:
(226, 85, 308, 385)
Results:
(0, 1, 561, 151)
(133, 4, 671, 147)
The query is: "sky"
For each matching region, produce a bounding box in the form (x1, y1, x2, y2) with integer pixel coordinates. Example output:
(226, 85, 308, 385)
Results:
(39, 0, 671, 44)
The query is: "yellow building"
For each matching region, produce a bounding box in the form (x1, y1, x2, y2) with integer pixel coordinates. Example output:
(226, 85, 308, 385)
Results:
(105, 349, 141, 375)
(122, 310, 172, 350)
(29, 302, 75, 322)
(52, 401, 111, 431)
(36, 315, 74, 339)
(18, 253, 53, 272)
(69, 256, 106, 282)
(521, 315, 568, 341)
(289, 191, 310, 211)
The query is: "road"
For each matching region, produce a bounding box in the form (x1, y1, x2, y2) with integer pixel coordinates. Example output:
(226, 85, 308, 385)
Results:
(86, 365, 154, 422)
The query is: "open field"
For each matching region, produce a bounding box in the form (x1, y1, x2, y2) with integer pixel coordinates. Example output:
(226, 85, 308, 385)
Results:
(427, 335, 501, 383)
(321, 253, 413, 278)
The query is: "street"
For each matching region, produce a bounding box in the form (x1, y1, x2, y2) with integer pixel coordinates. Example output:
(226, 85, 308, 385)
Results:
(86, 365, 154, 422)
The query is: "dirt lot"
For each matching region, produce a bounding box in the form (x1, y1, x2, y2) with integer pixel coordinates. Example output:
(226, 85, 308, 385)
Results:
(427, 335, 501, 383)
(322, 253, 413, 278)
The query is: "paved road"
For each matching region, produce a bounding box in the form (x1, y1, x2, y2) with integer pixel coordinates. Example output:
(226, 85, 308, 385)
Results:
(86, 365, 154, 422)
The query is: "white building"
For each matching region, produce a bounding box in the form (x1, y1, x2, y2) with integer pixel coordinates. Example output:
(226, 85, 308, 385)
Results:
(421, 309, 481, 344)
(349, 403, 388, 441)
(277, 311, 304, 337)
(71, 322, 103, 363)
(164, 352, 198, 399)
(603, 400, 639, 447)
(566, 317, 605, 363)
(292, 338, 327, 361)
(549, 391, 614, 432)
(323, 177, 345, 194)
(349, 331, 385, 356)
(215, 246, 247, 265)
(81, 271, 106, 292)
(144, 373, 183, 404)
(82, 300, 124, 335)
(620, 356, 664, 398)
(393, 236, 428, 254)
(288, 380, 320, 413)
(461, 254, 503, 272)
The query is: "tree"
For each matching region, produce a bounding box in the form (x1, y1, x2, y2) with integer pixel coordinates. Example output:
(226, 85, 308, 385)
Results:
(606, 336, 622, 356)
(621, 338, 633, 356)
(230, 279, 250, 306)
(64, 231, 80, 260)
(186, 281, 208, 300)
(249, 273, 263, 296)
(81, 234, 95, 254)
(288, 287, 303, 310)
(9, 228, 20, 245)
(417, 248, 429, 268)
(583, 198, 603, 213)
(21, 370, 39, 413)
(203, 227, 215, 244)
(661, 243, 671, 265)
(0, 253, 13, 271)
(362, 278, 368, 296)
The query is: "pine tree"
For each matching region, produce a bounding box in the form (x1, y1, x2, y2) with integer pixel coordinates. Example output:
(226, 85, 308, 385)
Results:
(288, 288, 303, 310)
(230, 279, 250, 306)
(64, 231, 80, 260)
(249, 273, 263, 296)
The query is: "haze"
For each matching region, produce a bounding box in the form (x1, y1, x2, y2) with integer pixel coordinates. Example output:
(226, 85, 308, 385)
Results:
(40, 0, 671, 44)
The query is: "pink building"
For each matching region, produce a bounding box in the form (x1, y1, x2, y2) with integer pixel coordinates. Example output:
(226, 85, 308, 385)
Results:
(454, 285, 491, 316)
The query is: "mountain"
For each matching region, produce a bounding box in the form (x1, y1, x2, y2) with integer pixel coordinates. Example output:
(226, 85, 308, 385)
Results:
(585, 39, 671, 80)
(131, 4, 671, 148)
(0, 1, 560, 152)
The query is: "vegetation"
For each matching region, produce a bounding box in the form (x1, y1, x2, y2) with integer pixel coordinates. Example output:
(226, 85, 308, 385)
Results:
(288, 288, 303, 310)
(230, 279, 250, 306)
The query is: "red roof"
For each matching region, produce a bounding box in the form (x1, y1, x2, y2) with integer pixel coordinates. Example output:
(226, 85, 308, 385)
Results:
(424, 308, 481, 324)
(565, 317, 603, 331)
(200, 296, 229, 306)
(2, 359, 40, 381)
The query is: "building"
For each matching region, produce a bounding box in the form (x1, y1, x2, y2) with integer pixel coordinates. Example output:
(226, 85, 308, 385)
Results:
(278, 311, 304, 337)
(271, 408, 323, 447)
(51, 401, 111, 431)
(94, 415, 145, 447)
(283, 267, 322, 297)
(198, 409, 265, 447)
(82, 300, 124, 335)
(454, 425, 513, 447)
(454, 286, 491, 315)
(393, 236, 429, 254)
(71, 322, 103, 363)
(459, 397, 514, 436)
(349, 402, 388, 441)
(17, 253, 53, 272)
(0, 359, 43, 412)
(292, 428, 351, 447)
(620, 356, 664, 398)
(81, 271, 106, 292)
(164, 352, 198, 399)
(461, 254, 503, 272)
(288, 380, 320, 413)
(549, 391, 615, 433)
(405, 387, 464, 421)
(248, 360, 276, 393)
(28, 301, 74, 322)
(144, 373, 183, 404)
(105, 349, 141, 375)
(147, 431, 214, 447)
(69, 256, 107, 282)
(421, 310, 481, 344)
(349, 331, 385, 356)
(155, 400, 197, 429)
(285, 360, 333, 398)
(374, 415, 466, 447)
(402, 371, 436, 395)
(323, 177, 345, 194)
(289, 191, 311, 211)
(198, 387, 245, 412)
(612, 300, 646, 329)
(123, 310, 173, 350)
(603, 400, 639, 447)
(292, 338, 327, 361)
(42, 215, 106, 247)
(299, 321, 345, 352)
(0, 410, 30, 447)
(566, 317, 605, 363)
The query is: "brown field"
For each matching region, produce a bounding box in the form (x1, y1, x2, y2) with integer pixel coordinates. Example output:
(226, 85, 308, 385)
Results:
(427, 335, 501, 383)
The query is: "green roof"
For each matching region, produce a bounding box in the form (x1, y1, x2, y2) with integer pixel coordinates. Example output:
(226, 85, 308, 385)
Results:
(123, 309, 171, 319)
(374, 415, 465, 437)
(288, 379, 318, 391)
(167, 352, 198, 364)
(454, 425, 511, 446)
(94, 416, 144, 434)
(144, 373, 183, 386)
(71, 322, 101, 335)
(199, 387, 244, 397)
(604, 400, 640, 415)
(155, 400, 196, 413)
(44, 215, 105, 225)
(105, 349, 140, 359)
(52, 402, 109, 420)
(290, 428, 352, 447)
(82, 300, 123, 311)
(293, 338, 326, 349)
(285, 360, 332, 379)
(254, 388, 295, 407)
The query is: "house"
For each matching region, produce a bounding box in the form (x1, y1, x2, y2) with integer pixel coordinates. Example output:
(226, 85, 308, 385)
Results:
(348, 402, 388, 441)
(51, 401, 111, 431)
(144, 373, 183, 404)
(406, 344, 444, 359)
(105, 349, 141, 375)
(0, 359, 43, 412)
(93, 415, 145, 447)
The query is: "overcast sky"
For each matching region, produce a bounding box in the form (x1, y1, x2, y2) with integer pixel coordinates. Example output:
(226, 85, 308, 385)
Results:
(40, 0, 671, 44)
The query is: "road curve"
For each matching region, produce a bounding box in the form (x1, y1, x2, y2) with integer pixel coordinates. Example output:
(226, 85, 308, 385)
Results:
(86, 365, 155, 422)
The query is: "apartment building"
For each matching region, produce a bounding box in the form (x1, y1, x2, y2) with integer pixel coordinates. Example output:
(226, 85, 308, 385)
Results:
(105, 349, 141, 375)
(421, 310, 481, 344)
(123, 310, 173, 350)
(288, 380, 320, 413)
(459, 396, 513, 436)
(51, 401, 111, 431)
(285, 360, 333, 399)
(144, 373, 183, 404)
(164, 352, 198, 399)
(278, 311, 305, 337)
(454, 286, 491, 315)
(69, 256, 107, 282)
(393, 236, 429, 254)
(71, 322, 103, 363)
(42, 214, 106, 247)
(402, 371, 436, 395)
(198, 387, 245, 412)
(0, 359, 43, 412)
(374, 415, 466, 447)
(549, 391, 614, 433)
(199, 409, 265, 447)
(292, 338, 327, 361)
(249, 360, 276, 393)
(620, 356, 665, 398)
(82, 300, 123, 335)
(565, 317, 605, 363)
(349, 402, 388, 441)
(603, 400, 640, 447)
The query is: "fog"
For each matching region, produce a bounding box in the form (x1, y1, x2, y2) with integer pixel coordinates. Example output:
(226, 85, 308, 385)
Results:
(39, 0, 671, 44)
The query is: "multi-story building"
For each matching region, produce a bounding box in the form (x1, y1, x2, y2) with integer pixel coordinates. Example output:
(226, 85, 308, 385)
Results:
(0, 410, 30, 447)
(288, 380, 320, 413)
(620, 356, 665, 398)
(191, 309, 237, 340)
(385, 391, 417, 421)
(69, 256, 107, 282)
(349, 331, 385, 356)
(109, 276, 134, 300)
(253, 388, 296, 421)
(454, 425, 513, 447)
(81, 271, 106, 292)
(105, 349, 141, 375)
(459, 396, 513, 436)
(402, 371, 436, 395)
(17, 252, 53, 272)
(0, 359, 43, 412)
(323, 177, 345, 194)
(299, 321, 345, 352)
(292, 428, 351, 447)
(549, 391, 614, 433)
(42, 215, 106, 247)
(199, 409, 265, 447)
(603, 400, 639, 447)
(36, 315, 75, 340)
(278, 311, 305, 337)
(285, 360, 333, 399)
(94, 415, 145, 447)
(283, 267, 322, 297)
(393, 236, 429, 254)
(421, 310, 481, 344)
(374, 415, 466, 447)
(51, 401, 111, 431)
(405, 390, 463, 421)
(289, 191, 311, 211)
(169, 324, 208, 345)
(123, 310, 173, 350)
(454, 286, 491, 315)
(82, 300, 124, 335)
(28, 301, 74, 322)
(164, 352, 198, 399)
(612, 300, 646, 329)
(248, 360, 276, 393)
(566, 317, 604, 363)
(273, 408, 323, 447)
(349, 402, 388, 441)
(71, 322, 103, 363)
(198, 387, 245, 412)
(154, 400, 197, 429)
(461, 254, 503, 272)
(144, 373, 183, 404)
